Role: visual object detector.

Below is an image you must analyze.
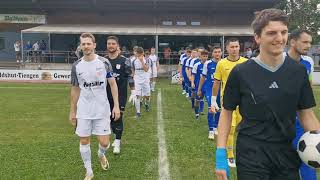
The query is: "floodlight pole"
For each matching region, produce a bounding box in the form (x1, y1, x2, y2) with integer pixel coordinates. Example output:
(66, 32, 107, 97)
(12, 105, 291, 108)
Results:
(48, 32, 51, 63)
(222, 35, 225, 58)
(155, 35, 159, 56)
(48, 33, 51, 52)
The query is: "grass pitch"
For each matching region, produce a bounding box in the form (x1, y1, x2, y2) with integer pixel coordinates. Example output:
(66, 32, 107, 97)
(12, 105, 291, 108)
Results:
(0, 80, 319, 179)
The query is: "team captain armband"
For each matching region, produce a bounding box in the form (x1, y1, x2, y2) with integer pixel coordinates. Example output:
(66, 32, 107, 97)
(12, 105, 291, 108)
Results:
(106, 72, 113, 78)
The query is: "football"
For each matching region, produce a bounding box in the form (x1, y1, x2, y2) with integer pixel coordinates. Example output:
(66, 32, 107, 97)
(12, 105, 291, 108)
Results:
(297, 130, 320, 169)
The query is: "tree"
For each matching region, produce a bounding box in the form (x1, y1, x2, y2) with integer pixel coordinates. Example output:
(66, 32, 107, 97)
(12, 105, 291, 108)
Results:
(275, 0, 320, 44)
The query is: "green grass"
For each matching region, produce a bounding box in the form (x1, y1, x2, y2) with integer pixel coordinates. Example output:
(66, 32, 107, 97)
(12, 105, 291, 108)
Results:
(0, 80, 319, 179)
(0, 83, 158, 179)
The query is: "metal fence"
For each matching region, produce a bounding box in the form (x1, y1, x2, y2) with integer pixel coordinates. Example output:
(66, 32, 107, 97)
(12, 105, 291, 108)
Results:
(19, 45, 320, 66)
(20, 50, 182, 65)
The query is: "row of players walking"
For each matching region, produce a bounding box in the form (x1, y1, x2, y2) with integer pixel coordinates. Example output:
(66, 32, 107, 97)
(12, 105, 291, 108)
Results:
(178, 39, 246, 168)
(69, 33, 159, 180)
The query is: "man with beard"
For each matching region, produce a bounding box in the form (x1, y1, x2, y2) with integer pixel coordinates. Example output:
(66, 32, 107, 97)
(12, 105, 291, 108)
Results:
(287, 29, 317, 180)
(105, 36, 132, 154)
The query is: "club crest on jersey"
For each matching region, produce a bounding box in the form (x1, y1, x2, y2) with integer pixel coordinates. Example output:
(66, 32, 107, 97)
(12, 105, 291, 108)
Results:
(83, 81, 104, 87)
(116, 64, 121, 69)
(96, 71, 103, 76)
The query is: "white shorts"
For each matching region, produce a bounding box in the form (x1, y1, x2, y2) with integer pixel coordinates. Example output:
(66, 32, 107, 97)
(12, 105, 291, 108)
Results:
(76, 118, 111, 137)
(151, 68, 158, 78)
(135, 81, 150, 97)
(151, 70, 157, 78)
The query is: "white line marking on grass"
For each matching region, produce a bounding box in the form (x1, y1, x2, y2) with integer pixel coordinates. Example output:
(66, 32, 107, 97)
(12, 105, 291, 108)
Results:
(157, 89, 171, 180)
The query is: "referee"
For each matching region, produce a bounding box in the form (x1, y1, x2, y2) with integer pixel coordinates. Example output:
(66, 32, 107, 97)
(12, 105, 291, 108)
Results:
(215, 9, 320, 180)
(105, 36, 132, 154)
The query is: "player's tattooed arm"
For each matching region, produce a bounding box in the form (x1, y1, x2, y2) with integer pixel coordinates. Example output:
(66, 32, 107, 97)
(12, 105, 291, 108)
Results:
(108, 77, 121, 120)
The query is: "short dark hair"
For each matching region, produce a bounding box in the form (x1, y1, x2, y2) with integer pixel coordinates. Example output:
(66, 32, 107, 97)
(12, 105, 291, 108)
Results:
(136, 47, 144, 54)
(251, 8, 288, 36)
(289, 29, 312, 41)
(186, 49, 192, 53)
(145, 51, 150, 56)
(107, 36, 119, 43)
(225, 38, 239, 46)
(80, 33, 95, 43)
(212, 46, 222, 51)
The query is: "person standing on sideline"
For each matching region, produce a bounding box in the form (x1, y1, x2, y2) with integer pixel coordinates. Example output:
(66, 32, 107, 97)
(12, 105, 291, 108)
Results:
(69, 33, 120, 180)
(14, 41, 21, 63)
(105, 36, 132, 154)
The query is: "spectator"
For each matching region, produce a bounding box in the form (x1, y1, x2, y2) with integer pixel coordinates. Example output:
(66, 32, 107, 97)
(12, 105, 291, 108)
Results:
(178, 47, 184, 56)
(121, 46, 130, 58)
(32, 41, 40, 63)
(245, 47, 253, 58)
(14, 41, 21, 63)
(163, 46, 171, 64)
(25, 41, 33, 62)
(40, 40, 47, 62)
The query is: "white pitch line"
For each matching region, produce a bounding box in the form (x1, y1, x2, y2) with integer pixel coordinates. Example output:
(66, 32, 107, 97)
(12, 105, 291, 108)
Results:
(157, 89, 171, 180)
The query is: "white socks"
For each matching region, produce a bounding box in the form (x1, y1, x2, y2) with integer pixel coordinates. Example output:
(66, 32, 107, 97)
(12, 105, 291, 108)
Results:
(114, 139, 120, 146)
(152, 81, 156, 89)
(135, 98, 141, 113)
(98, 143, 107, 158)
(80, 144, 93, 175)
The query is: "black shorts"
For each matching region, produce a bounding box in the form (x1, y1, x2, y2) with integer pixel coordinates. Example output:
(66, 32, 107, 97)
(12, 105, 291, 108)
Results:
(236, 135, 300, 180)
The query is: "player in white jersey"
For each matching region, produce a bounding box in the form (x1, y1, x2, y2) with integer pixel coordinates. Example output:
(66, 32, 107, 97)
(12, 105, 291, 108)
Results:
(132, 47, 151, 118)
(145, 50, 153, 79)
(69, 33, 120, 180)
(127, 47, 139, 105)
(149, 47, 159, 91)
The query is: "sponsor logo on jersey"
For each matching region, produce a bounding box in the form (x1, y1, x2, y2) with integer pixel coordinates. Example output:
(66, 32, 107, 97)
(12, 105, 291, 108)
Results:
(83, 81, 104, 87)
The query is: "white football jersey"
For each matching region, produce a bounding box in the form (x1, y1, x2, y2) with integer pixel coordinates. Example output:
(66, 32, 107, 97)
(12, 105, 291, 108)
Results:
(132, 57, 150, 83)
(149, 54, 158, 71)
(71, 55, 113, 119)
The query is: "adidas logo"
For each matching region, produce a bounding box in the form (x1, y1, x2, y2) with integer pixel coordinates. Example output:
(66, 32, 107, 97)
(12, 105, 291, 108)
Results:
(269, 81, 279, 89)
